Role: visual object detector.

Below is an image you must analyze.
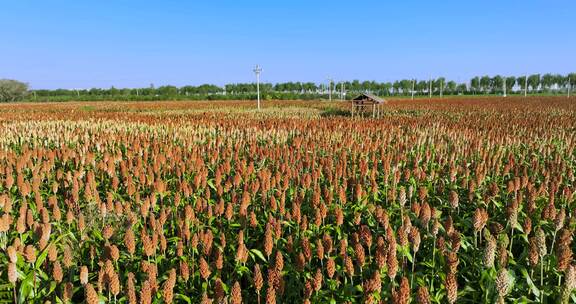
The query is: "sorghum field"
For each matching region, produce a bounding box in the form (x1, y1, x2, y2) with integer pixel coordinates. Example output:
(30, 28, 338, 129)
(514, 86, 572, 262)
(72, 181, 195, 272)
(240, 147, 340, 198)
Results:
(0, 97, 575, 304)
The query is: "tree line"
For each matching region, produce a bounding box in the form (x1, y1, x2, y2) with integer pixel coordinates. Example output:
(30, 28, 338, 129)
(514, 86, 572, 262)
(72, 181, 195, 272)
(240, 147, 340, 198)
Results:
(1, 73, 575, 102)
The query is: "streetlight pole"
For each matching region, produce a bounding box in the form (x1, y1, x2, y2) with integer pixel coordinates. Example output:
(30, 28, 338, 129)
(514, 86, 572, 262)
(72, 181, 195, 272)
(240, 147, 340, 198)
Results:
(253, 65, 262, 110)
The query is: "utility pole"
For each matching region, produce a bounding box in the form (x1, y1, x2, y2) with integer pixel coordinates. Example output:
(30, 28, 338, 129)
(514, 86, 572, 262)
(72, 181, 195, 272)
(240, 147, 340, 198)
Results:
(327, 77, 333, 101)
(440, 78, 444, 97)
(253, 65, 262, 110)
(411, 79, 415, 100)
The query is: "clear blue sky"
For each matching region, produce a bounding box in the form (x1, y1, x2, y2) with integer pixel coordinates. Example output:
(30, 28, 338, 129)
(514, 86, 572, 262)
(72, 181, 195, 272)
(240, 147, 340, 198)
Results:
(1, 0, 575, 89)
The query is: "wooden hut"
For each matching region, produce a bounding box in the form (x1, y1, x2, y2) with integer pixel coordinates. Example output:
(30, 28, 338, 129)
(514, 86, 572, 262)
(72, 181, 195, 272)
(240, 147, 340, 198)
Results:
(351, 93, 387, 118)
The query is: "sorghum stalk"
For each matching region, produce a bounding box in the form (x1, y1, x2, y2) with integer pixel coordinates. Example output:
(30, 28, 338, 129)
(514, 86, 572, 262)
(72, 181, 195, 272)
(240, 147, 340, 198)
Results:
(411, 251, 417, 289)
(509, 227, 514, 254)
(541, 262, 544, 302)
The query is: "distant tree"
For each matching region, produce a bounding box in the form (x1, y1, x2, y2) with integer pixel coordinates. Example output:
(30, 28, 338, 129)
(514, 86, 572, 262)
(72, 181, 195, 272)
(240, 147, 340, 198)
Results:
(181, 85, 195, 95)
(303, 82, 317, 92)
(360, 81, 371, 93)
(158, 85, 178, 96)
(0, 79, 29, 102)
(517, 76, 528, 93)
(416, 80, 428, 94)
(470, 77, 480, 94)
(446, 81, 457, 95)
(129, 88, 140, 96)
(16, 72, 576, 102)
(541, 73, 555, 91)
(492, 76, 503, 94)
(392, 81, 400, 95)
(430, 77, 444, 95)
(350, 80, 361, 92)
(383, 82, 393, 96)
(274, 83, 285, 92)
(89, 88, 104, 96)
(505, 76, 516, 92)
(141, 87, 155, 96)
(370, 81, 379, 93)
(399, 80, 412, 95)
(197, 84, 223, 94)
(109, 86, 120, 96)
(456, 83, 468, 94)
(333, 82, 342, 94)
(552, 74, 564, 92)
(255, 83, 272, 95)
(569, 73, 576, 87)
(480, 76, 492, 93)
(527, 74, 540, 92)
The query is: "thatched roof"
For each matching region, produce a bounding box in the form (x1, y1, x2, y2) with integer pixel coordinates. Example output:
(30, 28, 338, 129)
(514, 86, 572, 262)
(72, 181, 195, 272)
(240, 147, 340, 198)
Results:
(352, 93, 388, 104)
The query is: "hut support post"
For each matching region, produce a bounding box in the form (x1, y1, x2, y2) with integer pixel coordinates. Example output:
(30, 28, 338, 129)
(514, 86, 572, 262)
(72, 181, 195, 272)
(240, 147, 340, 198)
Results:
(351, 102, 353, 117)
(372, 104, 376, 118)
